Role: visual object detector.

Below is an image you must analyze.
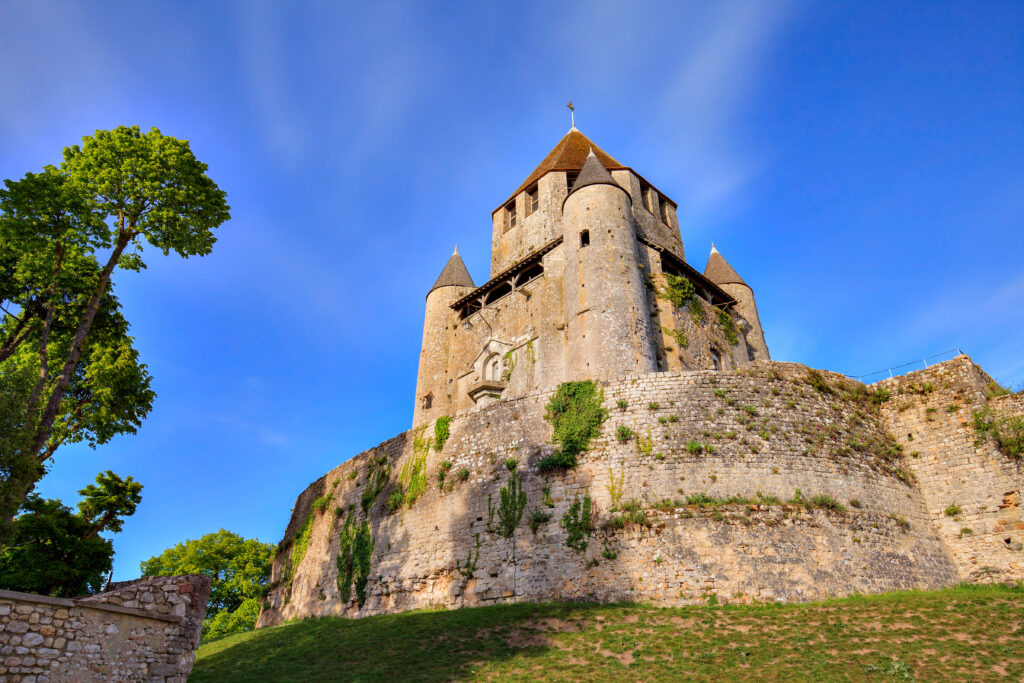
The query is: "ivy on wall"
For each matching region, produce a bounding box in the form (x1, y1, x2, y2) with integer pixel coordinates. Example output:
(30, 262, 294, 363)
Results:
(539, 381, 608, 471)
(336, 512, 374, 607)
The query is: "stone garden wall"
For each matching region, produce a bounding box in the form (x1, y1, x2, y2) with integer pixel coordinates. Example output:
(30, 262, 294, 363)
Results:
(258, 357, 1024, 627)
(0, 574, 211, 682)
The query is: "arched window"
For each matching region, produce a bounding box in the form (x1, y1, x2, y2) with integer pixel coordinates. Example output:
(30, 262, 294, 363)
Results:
(710, 348, 722, 371)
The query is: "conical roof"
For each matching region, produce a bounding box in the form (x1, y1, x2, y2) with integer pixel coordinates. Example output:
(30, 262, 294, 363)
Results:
(429, 247, 474, 294)
(569, 149, 618, 194)
(703, 245, 748, 287)
(505, 128, 627, 204)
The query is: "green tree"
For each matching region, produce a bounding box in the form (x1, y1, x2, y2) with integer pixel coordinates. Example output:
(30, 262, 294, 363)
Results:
(141, 530, 274, 639)
(0, 125, 229, 523)
(0, 470, 142, 597)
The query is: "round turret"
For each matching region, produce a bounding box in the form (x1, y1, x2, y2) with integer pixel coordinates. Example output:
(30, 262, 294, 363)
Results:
(561, 151, 657, 380)
(413, 248, 475, 426)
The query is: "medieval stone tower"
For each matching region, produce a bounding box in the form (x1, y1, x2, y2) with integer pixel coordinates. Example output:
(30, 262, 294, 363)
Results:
(259, 125, 1023, 629)
(413, 127, 769, 426)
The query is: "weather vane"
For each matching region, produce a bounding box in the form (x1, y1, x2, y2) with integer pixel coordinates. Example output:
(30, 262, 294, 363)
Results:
(567, 100, 575, 129)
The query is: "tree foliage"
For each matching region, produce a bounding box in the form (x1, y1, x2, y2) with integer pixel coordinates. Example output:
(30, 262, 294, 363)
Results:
(0, 125, 229, 527)
(141, 530, 274, 640)
(0, 470, 142, 597)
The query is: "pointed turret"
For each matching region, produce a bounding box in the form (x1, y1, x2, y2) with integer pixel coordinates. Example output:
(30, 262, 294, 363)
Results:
(416, 247, 476, 427)
(429, 246, 474, 294)
(703, 245, 769, 361)
(703, 244, 748, 287)
(569, 149, 618, 194)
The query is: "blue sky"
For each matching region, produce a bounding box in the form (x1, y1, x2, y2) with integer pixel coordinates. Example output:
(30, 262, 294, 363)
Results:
(1, 1, 1021, 580)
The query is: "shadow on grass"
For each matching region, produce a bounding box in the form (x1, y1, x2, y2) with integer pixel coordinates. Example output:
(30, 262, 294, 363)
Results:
(191, 600, 622, 682)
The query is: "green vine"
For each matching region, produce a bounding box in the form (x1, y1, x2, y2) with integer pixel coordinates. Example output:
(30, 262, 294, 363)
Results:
(561, 494, 593, 553)
(493, 471, 527, 538)
(336, 512, 374, 607)
(502, 350, 517, 382)
(434, 415, 451, 452)
(717, 308, 738, 345)
(539, 381, 608, 471)
(524, 339, 536, 365)
(360, 454, 390, 513)
(397, 450, 429, 510)
(689, 298, 705, 324)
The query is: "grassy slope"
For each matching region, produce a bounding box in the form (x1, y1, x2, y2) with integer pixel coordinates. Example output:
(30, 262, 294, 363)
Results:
(193, 584, 1023, 682)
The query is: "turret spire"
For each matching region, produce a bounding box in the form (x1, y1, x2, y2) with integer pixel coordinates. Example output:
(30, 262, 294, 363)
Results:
(429, 248, 474, 295)
(568, 147, 617, 194)
(704, 245, 747, 287)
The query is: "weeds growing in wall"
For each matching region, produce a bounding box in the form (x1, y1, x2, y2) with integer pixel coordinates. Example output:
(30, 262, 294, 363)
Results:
(972, 407, 1024, 459)
(456, 534, 481, 578)
(561, 494, 593, 553)
(658, 273, 696, 309)
(336, 512, 374, 607)
(540, 381, 608, 471)
(662, 325, 689, 349)
(607, 468, 624, 509)
(433, 416, 452, 452)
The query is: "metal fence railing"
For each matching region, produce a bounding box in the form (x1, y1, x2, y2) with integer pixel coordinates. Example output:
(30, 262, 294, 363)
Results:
(851, 348, 964, 384)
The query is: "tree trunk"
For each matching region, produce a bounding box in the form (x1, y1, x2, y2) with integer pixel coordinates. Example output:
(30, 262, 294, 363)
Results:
(1, 233, 132, 524)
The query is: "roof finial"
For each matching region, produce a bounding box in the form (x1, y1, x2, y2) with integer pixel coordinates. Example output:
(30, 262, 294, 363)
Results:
(710, 243, 719, 254)
(453, 244, 459, 256)
(567, 100, 576, 130)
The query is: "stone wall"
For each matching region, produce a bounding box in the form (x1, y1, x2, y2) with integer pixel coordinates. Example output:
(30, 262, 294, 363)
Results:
(877, 356, 1024, 582)
(256, 358, 1022, 628)
(0, 574, 211, 682)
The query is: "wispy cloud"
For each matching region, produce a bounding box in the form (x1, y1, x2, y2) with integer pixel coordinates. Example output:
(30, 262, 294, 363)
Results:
(233, 2, 308, 165)
(655, 1, 797, 211)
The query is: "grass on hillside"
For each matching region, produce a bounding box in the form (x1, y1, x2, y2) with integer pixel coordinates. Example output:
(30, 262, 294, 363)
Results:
(193, 584, 1024, 682)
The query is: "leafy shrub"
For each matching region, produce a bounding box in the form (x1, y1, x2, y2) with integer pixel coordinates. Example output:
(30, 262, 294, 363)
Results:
(616, 399, 628, 410)
(528, 509, 552, 534)
(659, 273, 696, 308)
(972, 408, 1024, 459)
(648, 402, 659, 410)
(685, 440, 703, 455)
(505, 457, 518, 472)
(944, 504, 961, 517)
(385, 490, 405, 513)
(457, 468, 470, 481)
(537, 450, 577, 472)
(312, 496, 330, 514)
(805, 369, 834, 395)
(686, 492, 716, 505)
(808, 494, 845, 513)
(543, 381, 608, 469)
(615, 425, 634, 443)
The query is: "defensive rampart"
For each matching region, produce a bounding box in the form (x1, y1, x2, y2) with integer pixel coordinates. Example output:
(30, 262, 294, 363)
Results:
(258, 357, 1022, 627)
(0, 574, 211, 682)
